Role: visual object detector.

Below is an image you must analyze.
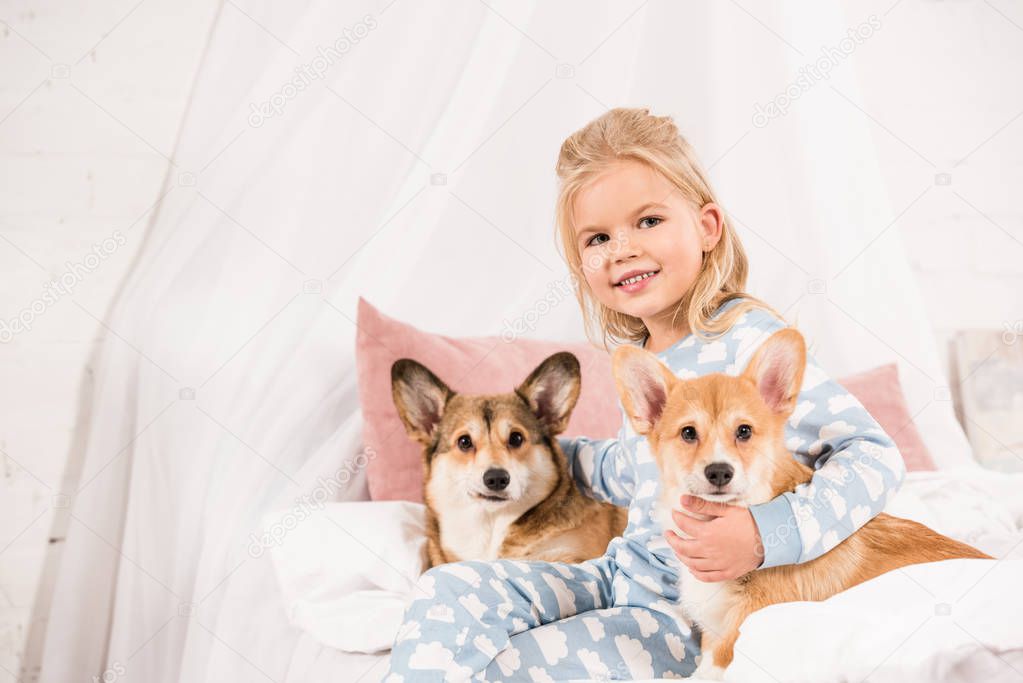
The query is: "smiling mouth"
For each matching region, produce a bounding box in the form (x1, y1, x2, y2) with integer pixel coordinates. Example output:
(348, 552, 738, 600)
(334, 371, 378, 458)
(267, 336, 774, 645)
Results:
(614, 269, 660, 287)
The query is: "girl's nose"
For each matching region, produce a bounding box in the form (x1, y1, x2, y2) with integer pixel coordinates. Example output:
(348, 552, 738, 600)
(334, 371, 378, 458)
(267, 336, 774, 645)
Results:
(613, 230, 640, 263)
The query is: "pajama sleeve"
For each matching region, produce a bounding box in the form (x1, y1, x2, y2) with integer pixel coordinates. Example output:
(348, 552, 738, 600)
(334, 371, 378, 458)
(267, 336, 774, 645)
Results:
(742, 316, 908, 569)
(556, 428, 636, 508)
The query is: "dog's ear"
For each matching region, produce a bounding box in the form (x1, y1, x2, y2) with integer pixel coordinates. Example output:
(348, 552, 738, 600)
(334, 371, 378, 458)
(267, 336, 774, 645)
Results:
(741, 328, 806, 416)
(391, 359, 454, 445)
(611, 346, 676, 436)
(515, 352, 581, 435)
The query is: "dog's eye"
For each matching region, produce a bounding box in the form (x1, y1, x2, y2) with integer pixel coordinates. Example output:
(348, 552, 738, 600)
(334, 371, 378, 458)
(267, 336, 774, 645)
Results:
(736, 424, 752, 441)
(680, 426, 698, 443)
(508, 431, 524, 448)
(457, 435, 473, 452)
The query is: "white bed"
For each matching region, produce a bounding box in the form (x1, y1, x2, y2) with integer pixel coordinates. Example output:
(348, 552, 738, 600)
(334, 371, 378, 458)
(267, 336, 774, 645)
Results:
(260, 420, 1023, 683)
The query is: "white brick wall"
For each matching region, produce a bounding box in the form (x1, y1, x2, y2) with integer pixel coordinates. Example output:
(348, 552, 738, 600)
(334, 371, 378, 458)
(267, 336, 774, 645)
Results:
(1, 0, 1020, 678)
(0, 1, 218, 678)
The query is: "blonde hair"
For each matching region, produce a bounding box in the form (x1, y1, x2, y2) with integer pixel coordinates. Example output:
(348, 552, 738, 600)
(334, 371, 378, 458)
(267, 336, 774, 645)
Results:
(555, 107, 785, 350)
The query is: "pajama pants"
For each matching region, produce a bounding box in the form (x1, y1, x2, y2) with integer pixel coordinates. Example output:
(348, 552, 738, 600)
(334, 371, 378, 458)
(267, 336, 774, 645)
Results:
(383, 554, 700, 681)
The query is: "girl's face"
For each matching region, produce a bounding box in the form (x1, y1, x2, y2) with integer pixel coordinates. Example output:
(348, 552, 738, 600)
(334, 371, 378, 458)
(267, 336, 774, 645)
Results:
(572, 159, 722, 331)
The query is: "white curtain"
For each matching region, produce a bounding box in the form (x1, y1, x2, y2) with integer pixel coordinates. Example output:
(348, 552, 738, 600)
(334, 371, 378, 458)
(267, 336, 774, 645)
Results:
(39, 1, 973, 681)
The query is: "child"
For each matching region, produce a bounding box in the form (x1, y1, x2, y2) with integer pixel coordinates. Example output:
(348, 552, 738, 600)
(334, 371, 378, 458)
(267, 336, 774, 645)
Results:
(383, 108, 906, 681)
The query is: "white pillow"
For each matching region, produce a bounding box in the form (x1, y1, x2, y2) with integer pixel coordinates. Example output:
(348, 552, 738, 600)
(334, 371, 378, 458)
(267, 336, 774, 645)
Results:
(270, 501, 428, 653)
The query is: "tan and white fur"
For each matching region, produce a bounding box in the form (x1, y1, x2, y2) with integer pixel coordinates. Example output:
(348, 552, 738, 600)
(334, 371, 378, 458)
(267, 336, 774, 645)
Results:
(392, 352, 626, 568)
(611, 328, 992, 679)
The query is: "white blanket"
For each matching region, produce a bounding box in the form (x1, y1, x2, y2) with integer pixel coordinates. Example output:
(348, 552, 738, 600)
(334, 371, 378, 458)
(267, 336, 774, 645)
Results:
(271, 468, 1023, 682)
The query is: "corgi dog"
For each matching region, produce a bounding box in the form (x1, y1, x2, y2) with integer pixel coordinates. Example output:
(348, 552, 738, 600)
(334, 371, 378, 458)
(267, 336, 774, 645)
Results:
(611, 327, 992, 679)
(391, 352, 626, 569)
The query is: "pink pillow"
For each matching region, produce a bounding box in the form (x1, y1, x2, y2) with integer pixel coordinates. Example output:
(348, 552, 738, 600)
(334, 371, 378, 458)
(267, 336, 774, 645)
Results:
(355, 298, 622, 502)
(356, 300, 935, 502)
(836, 362, 937, 472)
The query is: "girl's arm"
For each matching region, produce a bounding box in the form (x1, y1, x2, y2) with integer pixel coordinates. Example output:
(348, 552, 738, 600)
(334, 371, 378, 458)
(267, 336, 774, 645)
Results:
(746, 328, 907, 568)
(556, 429, 635, 508)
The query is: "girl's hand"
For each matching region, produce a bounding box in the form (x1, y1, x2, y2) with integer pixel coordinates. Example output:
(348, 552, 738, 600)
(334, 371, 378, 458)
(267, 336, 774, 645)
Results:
(665, 494, 765, 582)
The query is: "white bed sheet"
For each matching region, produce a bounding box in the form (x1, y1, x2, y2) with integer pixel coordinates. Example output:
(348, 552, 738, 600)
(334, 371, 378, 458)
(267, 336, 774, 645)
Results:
(267, 467, 1023, 683)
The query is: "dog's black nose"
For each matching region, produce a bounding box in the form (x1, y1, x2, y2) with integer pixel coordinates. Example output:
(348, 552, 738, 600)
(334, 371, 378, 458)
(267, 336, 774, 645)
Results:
(704, 462, 734, 487)
(483, 468, 510, 491)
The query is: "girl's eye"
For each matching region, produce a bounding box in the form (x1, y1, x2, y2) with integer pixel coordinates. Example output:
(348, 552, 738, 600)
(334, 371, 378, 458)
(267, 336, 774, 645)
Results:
(508, 431, 524, 448)
(680, 426, 698, 443)
(639, 216, 662, 229)
(585, 233, 609, 248)
(457, 435, 473, 451)
(736, 424, 752, 441)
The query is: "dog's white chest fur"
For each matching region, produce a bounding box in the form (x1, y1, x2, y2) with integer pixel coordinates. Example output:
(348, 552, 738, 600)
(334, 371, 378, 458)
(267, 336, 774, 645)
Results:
(652, 499, 740, 680)
(436, 498, 517, 561)
(652, 499, 738, 635)
(677, 565, 735, 634)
